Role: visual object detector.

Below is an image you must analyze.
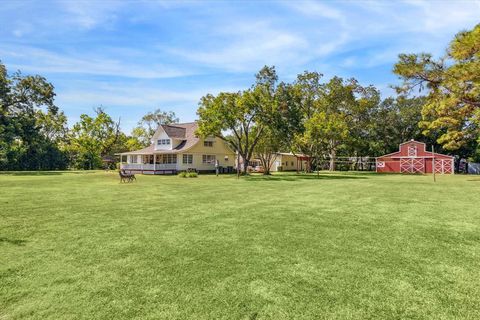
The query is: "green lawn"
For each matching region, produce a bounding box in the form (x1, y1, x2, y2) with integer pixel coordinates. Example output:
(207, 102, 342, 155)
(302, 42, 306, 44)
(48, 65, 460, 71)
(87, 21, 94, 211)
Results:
(1, 171, 479, 319)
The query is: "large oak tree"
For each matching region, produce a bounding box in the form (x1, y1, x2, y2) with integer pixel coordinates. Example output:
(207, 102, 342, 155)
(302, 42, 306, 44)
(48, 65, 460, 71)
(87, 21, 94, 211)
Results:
(0, 61, 69, 170)
(197, 66, 278, 173)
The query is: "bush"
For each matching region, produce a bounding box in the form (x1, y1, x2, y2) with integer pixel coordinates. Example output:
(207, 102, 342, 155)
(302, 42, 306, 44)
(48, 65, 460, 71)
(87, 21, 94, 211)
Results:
(178, 171, 198, 178)
(186, 172, 198, 178)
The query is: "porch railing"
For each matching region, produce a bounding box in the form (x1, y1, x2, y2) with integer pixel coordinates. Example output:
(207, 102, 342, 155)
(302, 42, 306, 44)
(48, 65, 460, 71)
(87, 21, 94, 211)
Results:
(121, 163, 177, 171)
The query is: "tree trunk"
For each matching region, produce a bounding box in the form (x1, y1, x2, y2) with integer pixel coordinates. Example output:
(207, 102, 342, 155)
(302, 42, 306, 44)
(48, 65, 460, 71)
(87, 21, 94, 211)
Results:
(242, 159, 249, 174)
(236, 152, 240, 178)
(329, 149, 336, 171)
(263, 162, 270, 175)
(261, 157, 271, 175)
(259, 153, 275, 175)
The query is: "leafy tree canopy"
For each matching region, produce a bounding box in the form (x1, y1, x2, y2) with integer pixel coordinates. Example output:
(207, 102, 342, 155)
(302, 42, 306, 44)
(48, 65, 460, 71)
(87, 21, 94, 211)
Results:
(0, 61, 68, 170)
(394, 24, 480, 150)
(68, 107, 121, 170)
(131, 109, 179, 146)
(197, 66, 278, 173)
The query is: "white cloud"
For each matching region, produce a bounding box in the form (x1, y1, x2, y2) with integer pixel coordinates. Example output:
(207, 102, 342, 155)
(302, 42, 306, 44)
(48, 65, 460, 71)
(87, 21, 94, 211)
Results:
(166, 18, 347, 73)
(170, 30, 309, 72)
(60, 86, 198, 107)
(58, 0, 124, 30)
(56, 81, 241, 131)
(56, 80, 239, 109)
(403, 0, 480, 33)
(11, 21, 33, 38)
(0, 46, 191, 79)
(2, 0, 479, 129)
(282, 0, 348, 27)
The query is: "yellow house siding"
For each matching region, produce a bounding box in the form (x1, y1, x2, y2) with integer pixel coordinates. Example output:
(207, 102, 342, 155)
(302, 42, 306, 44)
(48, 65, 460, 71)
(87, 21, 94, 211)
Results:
(179, 137, 235, 171)
(274, 154, 295, 171)
(270, 154, 308, 171)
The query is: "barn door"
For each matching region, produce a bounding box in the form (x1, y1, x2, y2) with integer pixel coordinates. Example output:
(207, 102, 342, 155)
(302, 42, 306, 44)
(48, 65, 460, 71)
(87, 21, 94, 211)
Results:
(434, 159, 453, 174)
(412, 159, 424, 173)
(443, 160, 453, 174)
(400, 158, 411, 173)
(400, 158, 424, 174)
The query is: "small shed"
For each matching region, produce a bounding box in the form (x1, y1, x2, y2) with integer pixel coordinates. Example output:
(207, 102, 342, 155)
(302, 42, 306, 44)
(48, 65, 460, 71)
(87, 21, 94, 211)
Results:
(376, 140, 454, 174)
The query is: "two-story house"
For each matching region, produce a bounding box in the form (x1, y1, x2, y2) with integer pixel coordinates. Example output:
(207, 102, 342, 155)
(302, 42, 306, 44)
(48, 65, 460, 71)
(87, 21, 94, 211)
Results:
(119, 122, 235, 174)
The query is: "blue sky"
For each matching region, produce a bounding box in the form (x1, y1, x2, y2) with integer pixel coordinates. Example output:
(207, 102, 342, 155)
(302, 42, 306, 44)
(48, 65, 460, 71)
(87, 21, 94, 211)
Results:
(1, 0, 479, 132)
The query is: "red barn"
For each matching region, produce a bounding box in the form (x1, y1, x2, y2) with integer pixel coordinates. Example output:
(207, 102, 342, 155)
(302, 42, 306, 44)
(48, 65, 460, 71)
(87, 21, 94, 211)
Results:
(376, 140, 454, 174)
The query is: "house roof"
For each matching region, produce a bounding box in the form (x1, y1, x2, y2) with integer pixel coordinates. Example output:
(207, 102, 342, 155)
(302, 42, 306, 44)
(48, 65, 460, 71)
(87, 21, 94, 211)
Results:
(161, 124, 186, 139)
(120, 144, 155, 155)
(277, 152, 307, 157)
(120, 122, 200, 155)
(251, 152, 309, 161)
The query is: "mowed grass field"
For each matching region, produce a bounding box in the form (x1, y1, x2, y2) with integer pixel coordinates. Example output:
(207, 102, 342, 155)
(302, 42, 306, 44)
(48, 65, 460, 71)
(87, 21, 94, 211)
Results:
(1, 171, 480, 320)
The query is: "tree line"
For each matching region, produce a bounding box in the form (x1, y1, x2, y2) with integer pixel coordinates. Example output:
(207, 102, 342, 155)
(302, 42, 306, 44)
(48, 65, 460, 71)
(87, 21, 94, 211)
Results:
(1, 24, 478, 171)
(0, 63, 178, 171)
(197, 67, 430, 173)
(197, 24, 480, 174)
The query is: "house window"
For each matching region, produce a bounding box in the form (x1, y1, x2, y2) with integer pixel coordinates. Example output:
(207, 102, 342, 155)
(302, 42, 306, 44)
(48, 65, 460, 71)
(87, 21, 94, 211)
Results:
(130, 155, 137, 163)
(202, 155, 216, 164)
(291, 161, 294, 166)
(183, 154, 193, 164)
(144, 155, 154, 164)
(204, 141, 213, 147)
(157, 139, 170, 145)
(161, 154, 177, 164)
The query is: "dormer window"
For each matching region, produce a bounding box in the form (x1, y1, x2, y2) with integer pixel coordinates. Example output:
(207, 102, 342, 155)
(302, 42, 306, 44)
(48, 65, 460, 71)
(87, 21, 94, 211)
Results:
(157, 139, 170, 145)
(204, 141, 213, 147)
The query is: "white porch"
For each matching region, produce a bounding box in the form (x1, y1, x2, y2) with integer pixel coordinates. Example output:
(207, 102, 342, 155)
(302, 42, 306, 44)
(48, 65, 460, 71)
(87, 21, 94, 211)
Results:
(119, 154, 179, 174)
(121, 163, 177, 171)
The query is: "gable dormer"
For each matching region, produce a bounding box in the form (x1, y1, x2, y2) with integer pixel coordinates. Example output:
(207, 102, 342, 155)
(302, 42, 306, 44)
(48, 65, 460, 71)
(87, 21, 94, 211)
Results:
(152, 124, 187, 151)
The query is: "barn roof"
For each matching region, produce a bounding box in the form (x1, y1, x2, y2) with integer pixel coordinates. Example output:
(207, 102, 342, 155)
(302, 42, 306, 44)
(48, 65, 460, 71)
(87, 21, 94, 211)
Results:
(376, 140, 453, 159)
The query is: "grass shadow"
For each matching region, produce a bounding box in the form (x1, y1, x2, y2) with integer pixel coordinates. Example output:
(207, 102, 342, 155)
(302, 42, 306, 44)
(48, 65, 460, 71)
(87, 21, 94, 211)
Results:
(244, 172, 369, 181)
(0, 237, 27, 246)
(0, 171, 64, 176)
(0, 171, 98, 176)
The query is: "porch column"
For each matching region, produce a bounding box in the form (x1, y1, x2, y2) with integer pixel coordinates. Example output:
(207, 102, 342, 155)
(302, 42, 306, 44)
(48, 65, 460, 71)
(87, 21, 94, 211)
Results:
(119, 154, 122, 170)
(154, 154, 156, 173)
